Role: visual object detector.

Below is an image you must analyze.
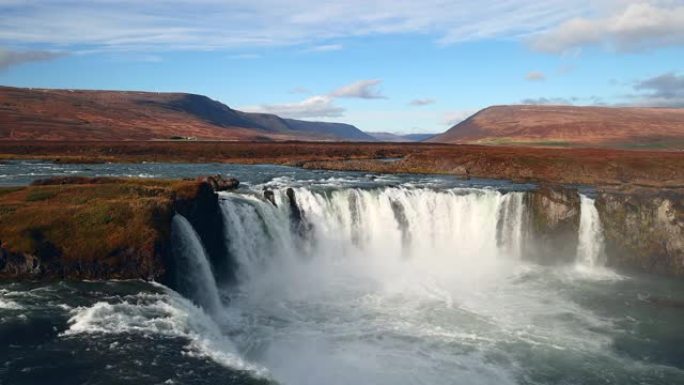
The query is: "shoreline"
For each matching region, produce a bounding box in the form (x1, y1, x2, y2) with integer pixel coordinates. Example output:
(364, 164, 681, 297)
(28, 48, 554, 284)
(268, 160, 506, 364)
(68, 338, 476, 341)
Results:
(0, 141, 682, 189)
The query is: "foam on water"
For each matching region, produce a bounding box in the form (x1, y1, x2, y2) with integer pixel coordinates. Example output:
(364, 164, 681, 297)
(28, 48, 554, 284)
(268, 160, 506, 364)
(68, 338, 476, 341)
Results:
(61, 288, 269, 378)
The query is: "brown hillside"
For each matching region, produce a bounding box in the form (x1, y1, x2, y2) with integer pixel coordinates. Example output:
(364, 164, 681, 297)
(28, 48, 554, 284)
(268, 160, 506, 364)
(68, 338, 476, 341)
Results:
(430, 105, 684, 149)
(0, 86, 375, 141)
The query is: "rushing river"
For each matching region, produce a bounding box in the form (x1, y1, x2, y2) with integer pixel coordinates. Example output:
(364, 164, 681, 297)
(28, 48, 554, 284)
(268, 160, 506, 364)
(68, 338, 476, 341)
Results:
(1, 161, 683, 385)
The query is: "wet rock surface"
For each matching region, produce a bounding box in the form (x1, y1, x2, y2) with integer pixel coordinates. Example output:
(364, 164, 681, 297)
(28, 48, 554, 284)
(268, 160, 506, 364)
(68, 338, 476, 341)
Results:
(524, 186, 581, 264)
(596, 190, 684, 276)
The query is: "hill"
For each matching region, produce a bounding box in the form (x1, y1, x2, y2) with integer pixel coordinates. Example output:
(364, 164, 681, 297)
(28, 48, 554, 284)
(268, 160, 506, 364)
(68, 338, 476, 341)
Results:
(429, 105, 684, 149)
(0, 86, 375, 141)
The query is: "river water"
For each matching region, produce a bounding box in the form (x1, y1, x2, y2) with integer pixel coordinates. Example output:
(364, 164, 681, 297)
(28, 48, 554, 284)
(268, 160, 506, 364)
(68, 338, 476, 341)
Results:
(0, 161, 682, 385)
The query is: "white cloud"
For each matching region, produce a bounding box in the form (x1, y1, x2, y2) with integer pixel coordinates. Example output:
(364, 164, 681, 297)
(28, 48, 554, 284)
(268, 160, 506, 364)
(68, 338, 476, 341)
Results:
(0, 47, 65, 70)
(525, 71, 546, 81)
(245, 79, 387, 118)
(0, 1, 594, 52)
(246, 95, 345, 118)
(442, 110, 476, 126)
(531, 2, 684, 53)
(409, 98, 436, 106)
(330, 79, 386, 99)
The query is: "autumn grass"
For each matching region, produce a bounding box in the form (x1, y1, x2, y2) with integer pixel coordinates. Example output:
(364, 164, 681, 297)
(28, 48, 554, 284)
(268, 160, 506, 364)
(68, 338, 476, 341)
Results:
(0, 178, 200, 265)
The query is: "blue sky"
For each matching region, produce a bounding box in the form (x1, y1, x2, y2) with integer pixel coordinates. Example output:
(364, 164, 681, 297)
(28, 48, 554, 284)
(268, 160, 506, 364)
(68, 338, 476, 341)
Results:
(0, 0, 683, 133)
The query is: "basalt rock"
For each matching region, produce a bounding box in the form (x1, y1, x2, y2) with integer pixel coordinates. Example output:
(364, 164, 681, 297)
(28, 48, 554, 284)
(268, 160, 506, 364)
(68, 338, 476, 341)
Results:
(263, 189, 277, 206)
(172, 180, 236, 285)
(524, 186, 581, 264)
(196, 175, 240, 191)
(286, 188, 312, 237)
(596, 190, 684, 276)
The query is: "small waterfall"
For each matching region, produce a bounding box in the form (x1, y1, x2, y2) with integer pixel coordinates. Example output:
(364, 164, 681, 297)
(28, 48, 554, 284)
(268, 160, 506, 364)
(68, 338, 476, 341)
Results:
(497, 192, 525, 259)
(576, 195, 606, 268)
(171, 214, 222, 314)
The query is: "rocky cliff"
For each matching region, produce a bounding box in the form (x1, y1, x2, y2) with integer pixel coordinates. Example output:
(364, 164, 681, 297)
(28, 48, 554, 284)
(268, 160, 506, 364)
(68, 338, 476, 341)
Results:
(525, 186, 581, 264)
(0, 179, 682, 280)
(0, 177, 235, 282)
(525, 185, 684, 276)
(596, 189, 683, 276)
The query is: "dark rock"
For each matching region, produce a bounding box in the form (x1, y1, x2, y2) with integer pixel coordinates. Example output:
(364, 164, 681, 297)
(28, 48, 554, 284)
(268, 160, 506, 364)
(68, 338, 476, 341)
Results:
(524, 186, 581, 264)
(263, 189, 277, 206)
(596, 190, 683, 276)
(196, 175, 239, 191)
(286, 188, 312, 237)
(173, 181, 236, 285)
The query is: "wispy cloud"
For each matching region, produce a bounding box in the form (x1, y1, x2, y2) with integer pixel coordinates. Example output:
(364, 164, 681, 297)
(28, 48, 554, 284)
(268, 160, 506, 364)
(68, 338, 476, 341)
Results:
(0, 47, 65, 70)
(246, 79, 387, 118)
(246, 95, 345, 118)
(531, 3, 684, 53)
(442, 110, 476, 126)
(303, 44, 343, 52)
(330, 79, 386, 99)
(409, 98, 436, 106)
(0, 1, 595, 52)
(525, 71, 545, 81)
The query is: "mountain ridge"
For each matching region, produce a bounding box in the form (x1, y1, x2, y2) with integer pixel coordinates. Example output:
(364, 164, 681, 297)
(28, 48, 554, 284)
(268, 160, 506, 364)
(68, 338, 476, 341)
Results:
(0, 86, 376, 141)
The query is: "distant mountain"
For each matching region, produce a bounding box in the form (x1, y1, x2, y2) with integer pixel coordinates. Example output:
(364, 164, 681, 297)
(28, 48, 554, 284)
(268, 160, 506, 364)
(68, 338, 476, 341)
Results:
(0, 86, 374, 141)
(368, 132, 436, 142)
(429, 105, 684, 148)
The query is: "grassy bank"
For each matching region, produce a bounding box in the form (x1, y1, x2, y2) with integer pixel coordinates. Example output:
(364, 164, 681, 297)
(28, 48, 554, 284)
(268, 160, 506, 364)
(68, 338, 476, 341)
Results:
(0, 177, 204, 280)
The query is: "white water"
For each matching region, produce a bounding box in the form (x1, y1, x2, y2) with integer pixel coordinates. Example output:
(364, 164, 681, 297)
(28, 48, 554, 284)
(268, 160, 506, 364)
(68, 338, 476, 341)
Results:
(170, 214, 222, 315)
(61, 287, 268, 377)
(209, 187, 619, 384)
(154, 186, 627, 384)
(577, 195, 606, 268)
(220, 188, 527, 288)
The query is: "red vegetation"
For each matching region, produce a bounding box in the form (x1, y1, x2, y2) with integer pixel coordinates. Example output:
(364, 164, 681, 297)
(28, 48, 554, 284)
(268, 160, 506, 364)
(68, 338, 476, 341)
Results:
(430, 105, 684, 149)
(0, 141, 681, 188)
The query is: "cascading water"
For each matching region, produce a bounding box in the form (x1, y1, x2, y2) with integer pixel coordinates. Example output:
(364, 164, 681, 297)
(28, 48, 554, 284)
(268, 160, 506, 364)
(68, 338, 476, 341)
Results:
(170, 214, 223, 315)
(167, 185, 635, 385)
(219, 187, 527, 287)
(3, 164, 682, 385)
(576, 195, 606, 268)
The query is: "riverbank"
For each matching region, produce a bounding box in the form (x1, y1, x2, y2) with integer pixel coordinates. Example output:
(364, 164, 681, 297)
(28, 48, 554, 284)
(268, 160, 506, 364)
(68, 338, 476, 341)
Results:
(0, 171, 681, 280)
(0, 141, 682, 189)
(0, 176, 233, 281)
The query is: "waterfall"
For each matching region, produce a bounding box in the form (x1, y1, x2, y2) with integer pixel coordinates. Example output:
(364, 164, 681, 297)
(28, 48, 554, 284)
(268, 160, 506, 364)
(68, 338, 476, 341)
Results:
(498, 192, 525, 259)
(170, 214, 222, 314)
(576, 195, 606, 268)
(218, 187, 527, 287)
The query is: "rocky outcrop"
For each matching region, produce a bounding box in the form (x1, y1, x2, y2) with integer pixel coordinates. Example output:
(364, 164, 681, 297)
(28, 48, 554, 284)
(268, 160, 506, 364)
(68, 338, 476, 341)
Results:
(524, 186, 580, 264)
(0, 176, 238, 282)
(286, 188, 312, 238)
(596, 190, 684, 276)
(172, 179, 236, 285)
(196, 175, 239, 191)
